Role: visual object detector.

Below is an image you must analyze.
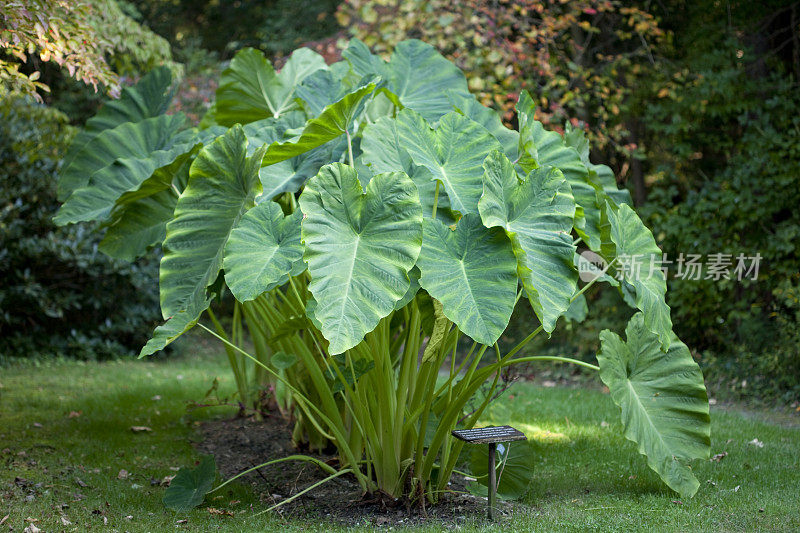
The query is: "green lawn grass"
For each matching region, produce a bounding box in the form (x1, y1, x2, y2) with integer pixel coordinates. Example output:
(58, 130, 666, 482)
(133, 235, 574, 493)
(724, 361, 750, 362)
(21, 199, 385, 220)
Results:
(1, 342, 798, 532)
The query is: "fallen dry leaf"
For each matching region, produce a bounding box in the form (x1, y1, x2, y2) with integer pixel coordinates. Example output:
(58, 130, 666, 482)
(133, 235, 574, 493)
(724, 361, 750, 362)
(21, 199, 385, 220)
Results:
(208, 508, 234, 517)
(118, 469, 129, 480)
(0, 515, 8, 526)
(60, 516, 72, 526)
(734, 485, 741, 492)
(130, 426, 152, 433)
(177, 519, 188, 524)
(32, 422, 42, 428)
(711, 452, 728, 462)
(125, 515, 133, 520)
(67, 411, 82, 418)
(747, 438, 764, 448)
(75, 478, 88, 488)
(161, 474, 176, 486)
(23, 525, 41, 533)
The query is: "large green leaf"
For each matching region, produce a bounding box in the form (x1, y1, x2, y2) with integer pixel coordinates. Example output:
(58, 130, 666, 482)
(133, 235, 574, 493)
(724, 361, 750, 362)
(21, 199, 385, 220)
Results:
(299, 163, 422, 354)
(223, 201, 303, 302)
(381, 40, 471, 122)
(598, 313, 710, 498)
(54, 115, 192, 225)
(515, 92, 603, 249)
(479, 150, 577, 333)
(417, 214, 517, 345)
(139, 294, 211, 357)
(397, 109, 501, 215)
(162, 455, 217, 511)
(449, 92, 519, 160)
(98, 129, 226, 261)
(58, 67, 175, 200)
(213, 47, 326, 126)
(606, 203, 673, 349)
(160, 126, 265, 318)
(361, 115, 454, 221)
(260, 79, 378, 166)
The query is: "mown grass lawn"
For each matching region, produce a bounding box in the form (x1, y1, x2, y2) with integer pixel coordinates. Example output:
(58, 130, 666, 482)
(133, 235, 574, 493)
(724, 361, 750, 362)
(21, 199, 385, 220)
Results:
(1, 342, 798, 532)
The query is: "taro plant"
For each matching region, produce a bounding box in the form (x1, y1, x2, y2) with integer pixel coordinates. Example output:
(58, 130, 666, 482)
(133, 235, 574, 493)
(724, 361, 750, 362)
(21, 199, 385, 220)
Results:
(56, 39, 711, 506)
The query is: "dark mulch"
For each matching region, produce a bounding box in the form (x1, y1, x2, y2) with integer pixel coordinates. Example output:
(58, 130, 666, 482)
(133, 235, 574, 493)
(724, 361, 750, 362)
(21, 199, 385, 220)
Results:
(195, 415, 514, 527)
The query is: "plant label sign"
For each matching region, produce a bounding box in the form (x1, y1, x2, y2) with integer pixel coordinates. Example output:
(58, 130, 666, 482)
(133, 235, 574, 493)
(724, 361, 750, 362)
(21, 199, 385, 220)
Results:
(451, 425, 527, 444)
(452, 425, 527, 520)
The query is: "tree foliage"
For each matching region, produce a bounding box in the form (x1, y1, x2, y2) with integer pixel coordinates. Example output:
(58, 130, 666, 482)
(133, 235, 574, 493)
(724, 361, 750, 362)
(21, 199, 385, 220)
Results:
(0, 0, 175, 101)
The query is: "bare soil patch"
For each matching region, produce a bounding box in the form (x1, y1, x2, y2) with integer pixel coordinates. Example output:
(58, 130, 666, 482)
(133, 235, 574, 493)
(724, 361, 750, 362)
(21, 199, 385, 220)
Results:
(195, 415, 515, 527)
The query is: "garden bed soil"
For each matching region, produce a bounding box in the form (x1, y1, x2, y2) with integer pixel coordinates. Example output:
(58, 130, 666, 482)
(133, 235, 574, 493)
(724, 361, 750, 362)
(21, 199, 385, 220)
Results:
(196, 415, 516, 527)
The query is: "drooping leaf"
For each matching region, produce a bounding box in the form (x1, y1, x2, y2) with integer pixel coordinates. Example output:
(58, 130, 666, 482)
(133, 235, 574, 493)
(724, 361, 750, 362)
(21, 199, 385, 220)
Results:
(260, 79, 378, 166)
(98, 149, 196, 261)
(607, 203, 672, 349)
(139, 295, 211, 358)
(597, 313, 710, 498)
(162, 455, 217, 512)
(54, 116, 192, 225)
(160, 126, 265, 318)
(299, 164, 422, 354)
(417, 214, 517, 345)
(468, 441, 535, 500)
(478, 150, 577, 333)
(223, 202, 302, 302)
(213, 47, 326, 126)
(397, 109, 501, 215)
(58, 67, 175, 200)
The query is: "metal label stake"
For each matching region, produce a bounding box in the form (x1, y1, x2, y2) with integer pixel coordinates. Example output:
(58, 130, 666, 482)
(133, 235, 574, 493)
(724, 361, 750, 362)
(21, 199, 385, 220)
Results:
(452, 425, 527, 520)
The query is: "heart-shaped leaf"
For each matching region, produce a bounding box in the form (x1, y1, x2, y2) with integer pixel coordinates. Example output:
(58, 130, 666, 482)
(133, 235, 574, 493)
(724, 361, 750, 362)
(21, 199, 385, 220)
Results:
(598, 313, 710, 498)
(417, 214, 517, 345)
(299, 163, 423, 354)
(213, 47, 326, 125)
(479, 150, 577, 333)
(223, 201, 302, 302)
(397, 109, 501, 215)
(162, 455, 217, 512)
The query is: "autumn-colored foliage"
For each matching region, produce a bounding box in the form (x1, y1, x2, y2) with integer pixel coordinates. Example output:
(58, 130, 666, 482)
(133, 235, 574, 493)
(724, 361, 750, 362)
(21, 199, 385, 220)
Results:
(0, 0, 174, 100)
(337, 0, 665, 158)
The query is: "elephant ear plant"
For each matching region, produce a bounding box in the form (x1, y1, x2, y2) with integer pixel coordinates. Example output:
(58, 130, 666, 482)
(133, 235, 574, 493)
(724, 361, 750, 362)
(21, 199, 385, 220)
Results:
(55, 39, 711, 508)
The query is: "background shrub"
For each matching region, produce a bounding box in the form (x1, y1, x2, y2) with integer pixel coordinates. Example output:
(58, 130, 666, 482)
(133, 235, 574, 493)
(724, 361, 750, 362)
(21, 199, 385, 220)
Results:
(0, 97, 162, 360)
